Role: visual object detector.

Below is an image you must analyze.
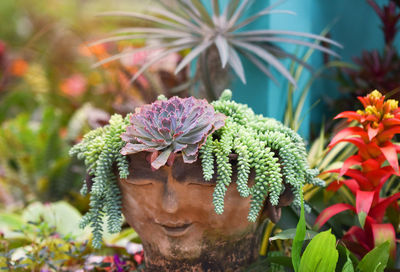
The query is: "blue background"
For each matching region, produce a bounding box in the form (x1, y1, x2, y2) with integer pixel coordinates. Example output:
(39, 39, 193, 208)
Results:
(205, 0, 399, 139)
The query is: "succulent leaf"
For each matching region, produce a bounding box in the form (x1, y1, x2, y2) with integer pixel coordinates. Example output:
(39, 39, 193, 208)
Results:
(121, 96, 226, 169)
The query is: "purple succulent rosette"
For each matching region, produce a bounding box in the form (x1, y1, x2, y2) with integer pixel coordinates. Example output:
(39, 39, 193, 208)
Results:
(121, 96, 226, 169)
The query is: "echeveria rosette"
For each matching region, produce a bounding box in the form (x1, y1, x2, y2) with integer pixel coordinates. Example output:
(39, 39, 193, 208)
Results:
(120, 96, 226, 169)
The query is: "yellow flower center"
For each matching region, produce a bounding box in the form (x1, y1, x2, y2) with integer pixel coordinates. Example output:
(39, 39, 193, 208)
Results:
(386, 99, 398, 111)
(365, 105, 380, 118)
(369, 90, 383, 99)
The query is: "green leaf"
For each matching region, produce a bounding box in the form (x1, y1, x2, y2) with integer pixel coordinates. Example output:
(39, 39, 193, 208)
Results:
(299, 229, 338, 272)
(22, 201, 90, 240)
(292, 191, 306, 272)
(357, 241, 390, 272)
(0, 213, 24, 230)
(342, 249, 354, 272)
(269, 228, 317, 241)
(358, 211, 367, 228)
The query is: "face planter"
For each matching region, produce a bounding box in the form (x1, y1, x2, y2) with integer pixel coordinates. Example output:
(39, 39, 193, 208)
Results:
(70, 90, 323, 271)
(118, 152, 294, 271)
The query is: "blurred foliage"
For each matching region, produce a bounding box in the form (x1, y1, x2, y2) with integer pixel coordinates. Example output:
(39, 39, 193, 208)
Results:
(0, 107, 83, 204)
(0, 201, 142, 271)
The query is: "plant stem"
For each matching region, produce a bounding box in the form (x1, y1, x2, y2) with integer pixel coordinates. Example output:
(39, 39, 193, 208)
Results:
(200, 50, 216, 101)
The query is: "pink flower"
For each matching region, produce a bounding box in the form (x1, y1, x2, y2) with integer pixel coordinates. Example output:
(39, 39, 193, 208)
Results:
(60, 74, 87, 97)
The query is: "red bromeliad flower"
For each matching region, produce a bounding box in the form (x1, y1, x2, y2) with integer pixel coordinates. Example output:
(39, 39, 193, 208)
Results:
(315, 90, 400, 259)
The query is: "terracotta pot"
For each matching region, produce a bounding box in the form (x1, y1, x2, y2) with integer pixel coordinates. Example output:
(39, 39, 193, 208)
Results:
(118, 152, 293, 272)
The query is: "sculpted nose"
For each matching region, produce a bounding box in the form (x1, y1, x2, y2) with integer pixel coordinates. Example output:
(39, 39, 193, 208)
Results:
(161, 183, 179, 214)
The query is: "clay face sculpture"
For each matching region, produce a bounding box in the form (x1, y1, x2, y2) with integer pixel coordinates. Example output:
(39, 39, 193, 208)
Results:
(120, 153, 259, 271)
(119, 153, 294, 271)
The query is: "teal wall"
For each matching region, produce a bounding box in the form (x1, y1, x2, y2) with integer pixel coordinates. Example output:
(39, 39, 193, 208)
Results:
(205, 0, 397, 139)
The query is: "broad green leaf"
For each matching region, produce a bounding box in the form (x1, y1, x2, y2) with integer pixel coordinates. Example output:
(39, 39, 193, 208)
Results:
(103, 227, 140, 245)
(342, 249, 354, 272)
(0, 213, 24, 230)
(357, 241, 390, 272)
(292, 191, 306, 272)
(269, 228, 317, 241)
(299, 229, 338, 272)
(22, 201, 90, 240)
(0, 213, 28, 239)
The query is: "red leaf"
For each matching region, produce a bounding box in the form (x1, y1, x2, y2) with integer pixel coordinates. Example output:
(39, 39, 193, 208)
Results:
(369, 192, 400, 222)
(364, 167, 393, 187)
(329, 127, 368, 148)
(327, 179, 359, 194)
(337, 169, 372, 190)
(340, 155, 362, 177)
(382, 118, 400, 126)
(377, 126, 400, 142)
(334, 111, 361, 122)
(380, 142, 399, 173)
(361, 158, 382, 172)
(342, 179, 360, 194)
(366, 123, 380, 140)
(342, 226, 372, 259)
(371, 223, 397, 260)
(356, 190, 374, 227)
(326, 180, 343, 192)
(314, 203, 355, 229)
(356, 190, 375, 214)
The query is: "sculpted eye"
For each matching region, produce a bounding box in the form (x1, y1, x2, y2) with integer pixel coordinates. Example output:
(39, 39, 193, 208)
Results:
(188, 181, 215, 187)
(123, 179, 154, 186)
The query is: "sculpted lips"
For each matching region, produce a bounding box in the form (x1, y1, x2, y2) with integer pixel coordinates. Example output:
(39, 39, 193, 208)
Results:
(156, 221, 193, 237)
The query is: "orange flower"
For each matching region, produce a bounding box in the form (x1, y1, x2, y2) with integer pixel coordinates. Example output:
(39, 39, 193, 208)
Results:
(10, 59, 28, 76)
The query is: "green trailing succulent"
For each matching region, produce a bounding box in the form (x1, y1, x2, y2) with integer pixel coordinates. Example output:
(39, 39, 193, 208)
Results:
(69, 114, 130, 248)
(70, 90, 323, 247)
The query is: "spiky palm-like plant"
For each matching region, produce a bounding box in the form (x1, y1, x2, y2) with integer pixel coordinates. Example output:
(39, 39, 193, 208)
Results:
(91, 0, 342, 100)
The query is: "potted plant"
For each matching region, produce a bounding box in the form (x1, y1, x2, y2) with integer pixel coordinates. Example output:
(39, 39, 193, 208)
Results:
(70, 90, 323, 271)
